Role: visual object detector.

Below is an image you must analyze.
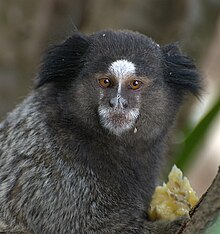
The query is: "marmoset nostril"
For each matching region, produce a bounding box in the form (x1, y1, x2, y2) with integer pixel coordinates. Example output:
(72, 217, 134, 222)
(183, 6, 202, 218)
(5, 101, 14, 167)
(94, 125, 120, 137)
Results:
(121, 99, 128, 108)
(109, 97, 128, 108)
(109, 98, 116, 108)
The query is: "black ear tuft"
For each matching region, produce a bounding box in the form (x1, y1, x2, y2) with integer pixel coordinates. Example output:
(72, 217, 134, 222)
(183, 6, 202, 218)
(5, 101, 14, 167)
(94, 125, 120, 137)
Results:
(35, 32, 89, 88)
(162, 43, 202, 97)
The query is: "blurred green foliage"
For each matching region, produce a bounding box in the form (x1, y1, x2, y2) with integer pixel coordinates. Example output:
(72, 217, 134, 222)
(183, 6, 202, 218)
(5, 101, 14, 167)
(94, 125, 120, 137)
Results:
(175, 96, 220, 170)
(203, 215, 220, 234)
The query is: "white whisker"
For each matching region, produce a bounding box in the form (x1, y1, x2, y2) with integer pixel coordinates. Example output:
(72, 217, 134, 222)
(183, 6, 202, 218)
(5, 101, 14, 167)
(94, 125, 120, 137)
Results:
(98, 105, 139, 135)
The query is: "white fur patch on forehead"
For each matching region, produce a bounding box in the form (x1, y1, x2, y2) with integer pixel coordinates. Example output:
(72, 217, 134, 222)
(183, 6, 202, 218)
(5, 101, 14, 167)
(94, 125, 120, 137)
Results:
(109, 59, 136, 79)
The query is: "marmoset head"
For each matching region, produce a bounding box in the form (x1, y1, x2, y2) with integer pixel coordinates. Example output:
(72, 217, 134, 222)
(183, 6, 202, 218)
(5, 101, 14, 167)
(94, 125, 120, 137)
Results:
(36, 30, 201, 138)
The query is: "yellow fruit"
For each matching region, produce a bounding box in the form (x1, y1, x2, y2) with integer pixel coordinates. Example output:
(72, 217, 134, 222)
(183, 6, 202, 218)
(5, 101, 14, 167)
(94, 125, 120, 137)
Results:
(148, 165, 199, 221)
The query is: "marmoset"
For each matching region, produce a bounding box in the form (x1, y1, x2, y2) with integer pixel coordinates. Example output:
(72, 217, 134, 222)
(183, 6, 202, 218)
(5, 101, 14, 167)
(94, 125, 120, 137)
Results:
(0, 30, 201, 233)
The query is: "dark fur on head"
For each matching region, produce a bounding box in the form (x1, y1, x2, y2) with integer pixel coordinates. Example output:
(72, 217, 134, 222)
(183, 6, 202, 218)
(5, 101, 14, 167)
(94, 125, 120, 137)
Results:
(35, 30, 201, 140)
(162, 43, 201, 97)
(36, 30, 201, 95)
(0, 29, 201, 233)
(36, 32, 90, 88)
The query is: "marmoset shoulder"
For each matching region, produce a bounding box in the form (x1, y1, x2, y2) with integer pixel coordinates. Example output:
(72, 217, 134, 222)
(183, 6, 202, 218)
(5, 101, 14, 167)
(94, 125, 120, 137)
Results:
(0, 29, 201, 233)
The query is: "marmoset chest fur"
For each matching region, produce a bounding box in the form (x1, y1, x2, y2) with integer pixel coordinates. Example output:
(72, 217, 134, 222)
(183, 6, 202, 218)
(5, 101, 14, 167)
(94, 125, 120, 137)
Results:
(0, 29, 201, 233)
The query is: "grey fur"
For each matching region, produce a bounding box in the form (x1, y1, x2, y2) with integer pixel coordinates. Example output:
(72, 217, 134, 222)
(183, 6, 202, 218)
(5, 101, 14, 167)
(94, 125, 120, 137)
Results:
(0, 30, 200, 233)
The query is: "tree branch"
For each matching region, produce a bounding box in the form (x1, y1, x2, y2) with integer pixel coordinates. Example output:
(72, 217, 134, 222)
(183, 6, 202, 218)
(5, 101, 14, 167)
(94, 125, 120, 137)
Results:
(178, 167, 220, 233)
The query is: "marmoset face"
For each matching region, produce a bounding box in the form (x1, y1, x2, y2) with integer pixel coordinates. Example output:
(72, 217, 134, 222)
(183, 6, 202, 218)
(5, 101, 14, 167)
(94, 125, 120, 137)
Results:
(77, 31, 166, 136)
(37, 30, 200, 138)
(97, 59, 147, 135)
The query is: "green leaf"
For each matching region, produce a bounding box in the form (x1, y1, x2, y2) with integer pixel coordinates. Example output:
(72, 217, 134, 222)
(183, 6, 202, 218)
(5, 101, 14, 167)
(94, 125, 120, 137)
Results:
(175, 96, 220, 170)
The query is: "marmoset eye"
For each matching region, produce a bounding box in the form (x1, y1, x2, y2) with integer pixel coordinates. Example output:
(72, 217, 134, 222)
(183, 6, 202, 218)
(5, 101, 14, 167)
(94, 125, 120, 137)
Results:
(129, 80, 143, 90)
(99, 78, 113, 88)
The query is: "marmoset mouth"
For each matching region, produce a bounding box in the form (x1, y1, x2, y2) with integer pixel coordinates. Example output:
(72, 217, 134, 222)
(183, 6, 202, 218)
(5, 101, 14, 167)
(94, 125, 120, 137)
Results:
(98, 106, 139, 135)
(109, 112, 127, 126)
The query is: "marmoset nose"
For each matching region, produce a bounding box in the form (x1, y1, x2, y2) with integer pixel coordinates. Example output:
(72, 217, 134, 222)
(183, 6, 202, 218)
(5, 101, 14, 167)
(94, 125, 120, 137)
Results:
(109, 96, 128, 109)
